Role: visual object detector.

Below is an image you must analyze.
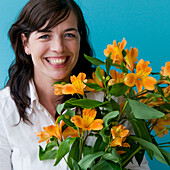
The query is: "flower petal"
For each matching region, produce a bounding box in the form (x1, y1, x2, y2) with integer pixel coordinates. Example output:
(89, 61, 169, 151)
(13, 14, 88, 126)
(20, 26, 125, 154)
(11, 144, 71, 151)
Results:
(110, 137, 123, 147)
(124, 73, 136, 87)
(143, 76, 157, 90)
(88, 119, 103, 131)
(62, 126, 79, 139)
(62, 84, 77, 95)
(34, 131, 51, 143)
(71, 115, 85, 129)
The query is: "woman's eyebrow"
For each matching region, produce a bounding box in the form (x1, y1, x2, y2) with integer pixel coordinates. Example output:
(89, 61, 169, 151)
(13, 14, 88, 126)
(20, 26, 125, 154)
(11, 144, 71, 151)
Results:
(36, 30, 52, 34)
(64, 28, 78, 32)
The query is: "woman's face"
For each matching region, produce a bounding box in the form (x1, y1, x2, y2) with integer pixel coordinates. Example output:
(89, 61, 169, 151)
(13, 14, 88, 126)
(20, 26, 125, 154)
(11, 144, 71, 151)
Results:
(22, 11, 80, 83)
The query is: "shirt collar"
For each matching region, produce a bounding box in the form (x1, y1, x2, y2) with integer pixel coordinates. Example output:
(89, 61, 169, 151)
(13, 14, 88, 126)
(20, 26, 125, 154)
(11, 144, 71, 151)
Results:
(26, 79, 39, 115)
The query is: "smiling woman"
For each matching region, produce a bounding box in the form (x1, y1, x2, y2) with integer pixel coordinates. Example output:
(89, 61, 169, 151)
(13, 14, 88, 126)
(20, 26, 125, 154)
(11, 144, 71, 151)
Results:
(2, 0, 167, 170)
(0, 0, 94, 169)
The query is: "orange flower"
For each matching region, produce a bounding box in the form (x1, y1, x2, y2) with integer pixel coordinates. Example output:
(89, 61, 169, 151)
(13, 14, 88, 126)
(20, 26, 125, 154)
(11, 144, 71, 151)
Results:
(62, 126, 80, 139)
(62, 73, 87, 95)
(71, 108, 103, 131)
(53, 84, 64, 95)
(124, 59, 157, 92)
(125, 47, 138, 72)
(110, 125, 130, 147)
(34, 131, 51, 143)
(151, 113, 170, 138)
(35, 117, 65, 143)
(85, 69, 104, 91)
(109, 70, 125, 85)
(104, 38, 127, 65)
(160, 62, 170, 77)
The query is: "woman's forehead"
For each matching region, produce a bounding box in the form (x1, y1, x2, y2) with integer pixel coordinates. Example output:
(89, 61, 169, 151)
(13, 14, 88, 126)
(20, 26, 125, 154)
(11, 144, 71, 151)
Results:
(36, 10, 78, 32)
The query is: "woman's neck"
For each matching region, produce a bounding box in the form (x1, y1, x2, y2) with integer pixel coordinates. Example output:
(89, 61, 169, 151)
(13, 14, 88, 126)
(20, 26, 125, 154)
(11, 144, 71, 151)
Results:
(33, 77, 64, 119)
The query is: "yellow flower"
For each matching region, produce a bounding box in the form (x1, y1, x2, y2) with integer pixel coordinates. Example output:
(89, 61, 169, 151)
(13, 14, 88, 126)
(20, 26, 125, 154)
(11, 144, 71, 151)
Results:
(85, 69, 104, 91)
(151, 113, 170, 138)
(110, 125, 130, 147)
(124, 59, 157, 92)
(125, 47, 138, 72)
(104, 38, 127, 65)
(160, 62, 170, 77)
(62, 73, 87, 95)
(109, 70, 125, 85)
(71, 108, 103, 131)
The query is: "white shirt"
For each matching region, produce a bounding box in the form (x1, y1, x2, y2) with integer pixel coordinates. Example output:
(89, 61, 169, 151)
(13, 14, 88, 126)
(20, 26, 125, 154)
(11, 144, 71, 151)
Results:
(0, 80, 149, 170)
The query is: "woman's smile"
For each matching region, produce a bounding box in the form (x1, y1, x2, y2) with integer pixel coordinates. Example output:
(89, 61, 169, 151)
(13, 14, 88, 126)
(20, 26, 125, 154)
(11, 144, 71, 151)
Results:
(45, 56, 69, 67)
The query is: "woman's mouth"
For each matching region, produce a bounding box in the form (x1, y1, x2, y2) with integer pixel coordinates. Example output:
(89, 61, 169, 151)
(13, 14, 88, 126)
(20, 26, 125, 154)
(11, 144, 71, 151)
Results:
(45, 56, 68, 66)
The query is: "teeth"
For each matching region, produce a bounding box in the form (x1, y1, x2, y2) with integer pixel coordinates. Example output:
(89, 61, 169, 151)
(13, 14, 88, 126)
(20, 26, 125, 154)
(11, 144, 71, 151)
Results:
(47, 58, 66, 65)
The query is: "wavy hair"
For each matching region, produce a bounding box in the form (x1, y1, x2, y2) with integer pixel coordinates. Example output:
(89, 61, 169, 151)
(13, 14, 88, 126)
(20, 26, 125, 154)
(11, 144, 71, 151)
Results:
(7, 0, 94, 123)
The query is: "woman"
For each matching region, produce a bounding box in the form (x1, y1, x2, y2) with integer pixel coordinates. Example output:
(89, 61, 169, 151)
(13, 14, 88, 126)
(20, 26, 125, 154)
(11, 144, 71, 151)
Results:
(0, 0, 93, 169)
(0, 0, 149, 169)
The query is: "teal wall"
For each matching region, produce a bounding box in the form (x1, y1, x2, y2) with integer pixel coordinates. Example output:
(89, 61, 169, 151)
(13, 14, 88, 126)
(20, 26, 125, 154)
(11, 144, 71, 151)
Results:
(0, 0, 169, 169)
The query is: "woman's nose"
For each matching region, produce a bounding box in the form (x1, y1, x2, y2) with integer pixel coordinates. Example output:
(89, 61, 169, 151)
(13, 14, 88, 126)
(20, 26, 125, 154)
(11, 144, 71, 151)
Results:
(50, 37, 65, 53)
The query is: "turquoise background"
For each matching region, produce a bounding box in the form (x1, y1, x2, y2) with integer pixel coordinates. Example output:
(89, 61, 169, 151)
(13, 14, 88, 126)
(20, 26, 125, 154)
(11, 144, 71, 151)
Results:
(0, 0, 169, 169)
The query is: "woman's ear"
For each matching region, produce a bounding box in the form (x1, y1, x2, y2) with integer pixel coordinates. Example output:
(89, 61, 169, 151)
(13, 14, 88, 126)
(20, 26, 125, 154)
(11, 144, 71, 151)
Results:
(21, 33, 30, 55)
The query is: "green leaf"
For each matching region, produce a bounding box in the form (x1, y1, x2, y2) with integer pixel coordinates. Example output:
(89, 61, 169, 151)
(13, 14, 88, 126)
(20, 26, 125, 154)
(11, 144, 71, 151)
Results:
(64, 108, 76, 117)
(102, 98, 120, 112)
(66, 98, 108, 109)
(110, 83, 129, 97)
(56, 103, 65, 115)
(84, 83, 105, 91)
(103, 149, 120, 164)
(39, 146, 58, 160)
(68, 157, 81, 170)
(83, 145, 94, 156)
(158, 147, 170, 166)
(78, 151, 105, 170)
(57, 115, 75, 127)
(99, 127, 110, 143)
(84, 54, 105, 65)
(120, 62, 128, 73)
(39, 140, 58, 160)
(155, 85, 164, 97)
(94, 135, 107, 152)
(68, 138, 81, 165)
(54, 137, 76, 166)
(128, 119, 153, 159)
(106, 53, 113, 75)
(91, 159, 121, 170)
(103, 111, 119, 127)
(122, 49, 127, 57)
(128, 99, 165, 119)
(130, 136, 168, 164)
(95, 66, 103, 81)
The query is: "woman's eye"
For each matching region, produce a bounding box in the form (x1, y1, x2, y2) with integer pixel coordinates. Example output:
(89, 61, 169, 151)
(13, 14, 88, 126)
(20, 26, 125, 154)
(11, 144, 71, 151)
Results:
(64, 33, 75, 38)
(39, 34, 50, 39)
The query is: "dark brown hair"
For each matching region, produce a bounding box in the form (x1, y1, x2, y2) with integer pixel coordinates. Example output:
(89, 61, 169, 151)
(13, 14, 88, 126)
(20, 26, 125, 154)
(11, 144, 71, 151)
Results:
(7, 0, 94, 123)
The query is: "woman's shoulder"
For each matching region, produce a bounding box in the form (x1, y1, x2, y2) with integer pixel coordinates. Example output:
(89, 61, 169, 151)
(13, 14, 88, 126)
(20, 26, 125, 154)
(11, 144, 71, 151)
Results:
(0, 86, 11, 100)
(0, 86, 16, 119)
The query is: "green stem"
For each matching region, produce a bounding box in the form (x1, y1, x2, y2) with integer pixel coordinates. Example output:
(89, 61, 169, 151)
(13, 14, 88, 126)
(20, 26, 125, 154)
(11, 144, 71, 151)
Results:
(122, 145, 142, 167)
(158, 142, 170, 146)
(118, 100, 128, 122)
(79, 131, 84, 159)
(153, 128, 167, 138)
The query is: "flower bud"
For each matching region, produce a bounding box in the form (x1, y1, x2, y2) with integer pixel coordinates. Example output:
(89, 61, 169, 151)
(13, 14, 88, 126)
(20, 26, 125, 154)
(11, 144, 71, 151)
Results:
(108, 79, 116, 86)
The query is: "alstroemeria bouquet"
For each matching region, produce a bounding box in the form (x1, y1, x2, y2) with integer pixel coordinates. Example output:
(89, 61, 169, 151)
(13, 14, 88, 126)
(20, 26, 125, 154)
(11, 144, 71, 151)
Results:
(35, 38, 170, 170)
